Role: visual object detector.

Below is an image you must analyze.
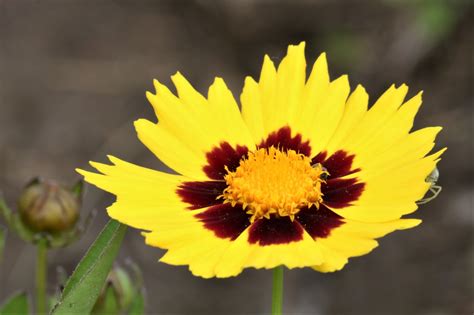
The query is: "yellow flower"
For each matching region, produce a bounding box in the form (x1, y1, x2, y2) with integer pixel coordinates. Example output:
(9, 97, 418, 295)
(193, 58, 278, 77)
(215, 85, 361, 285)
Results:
(77, 42, 445, 278)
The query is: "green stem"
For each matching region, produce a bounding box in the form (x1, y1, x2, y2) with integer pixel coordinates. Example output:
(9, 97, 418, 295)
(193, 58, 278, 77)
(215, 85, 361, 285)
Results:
(272, 265, 284, 315)
(36, 238, 48, 314)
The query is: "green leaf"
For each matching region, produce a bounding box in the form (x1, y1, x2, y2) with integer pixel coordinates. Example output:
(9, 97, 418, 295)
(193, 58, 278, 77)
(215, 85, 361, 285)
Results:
(0, 196, 12, 225)
(128, 291, 145, 315)
(0, 195, 34, 244)
(0, 291, 30, 315)
(71, 180, 84, 199)
(51, 220, 127, 315)
(0, 227, 5, 263)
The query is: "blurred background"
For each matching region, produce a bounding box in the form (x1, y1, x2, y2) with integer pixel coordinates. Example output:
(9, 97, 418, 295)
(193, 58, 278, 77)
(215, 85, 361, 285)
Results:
(0, 0, 472, 314)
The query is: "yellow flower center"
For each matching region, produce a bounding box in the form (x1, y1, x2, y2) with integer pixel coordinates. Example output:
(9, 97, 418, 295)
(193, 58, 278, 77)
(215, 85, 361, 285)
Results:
(221, 147, 326, 222)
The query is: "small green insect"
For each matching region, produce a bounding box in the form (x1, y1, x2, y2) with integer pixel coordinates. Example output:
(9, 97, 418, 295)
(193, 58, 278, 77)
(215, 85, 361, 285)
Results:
(417, 167, 442, 205)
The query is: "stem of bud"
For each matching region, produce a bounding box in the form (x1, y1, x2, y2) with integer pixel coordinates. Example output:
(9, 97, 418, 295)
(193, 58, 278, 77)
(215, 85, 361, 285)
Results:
(36, 238, 48, 314)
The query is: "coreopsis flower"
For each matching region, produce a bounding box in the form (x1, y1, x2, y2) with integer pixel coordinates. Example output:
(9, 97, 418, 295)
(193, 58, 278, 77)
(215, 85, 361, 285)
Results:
(78, 42, 445, 278)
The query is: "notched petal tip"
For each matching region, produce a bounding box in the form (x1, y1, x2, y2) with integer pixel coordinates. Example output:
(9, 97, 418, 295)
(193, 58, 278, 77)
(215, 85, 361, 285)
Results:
(152, 78, 162, 91)
(312, 258, 349, 273)
(261, 54, 277, 72)
(294, 41, 306, 47)
(331, 74, 350, 89)
(354, 84, 367, 94)
(75, 167, 87, 176)
(212, 76, 226, 86)
(336, 74, 349, 82)
(171, 70, 183, 79)
(287, 41, 306, 53)
(431, 147, 447, 160)
(106, 155, 118, 165)
(306, 52, 330, 84)
(400, 218, 422, 229)
(317, 51, 328, 61)
(133, 118, 154, 129)
(387, 83, 396, 91)
(407, 90, 423, 103)
(243, 76, 258, 86)
(170, 71, 189, 89)
(89, 161, 107, 171)
(397, 83, 410, 98)
(145, 90, 156, 102)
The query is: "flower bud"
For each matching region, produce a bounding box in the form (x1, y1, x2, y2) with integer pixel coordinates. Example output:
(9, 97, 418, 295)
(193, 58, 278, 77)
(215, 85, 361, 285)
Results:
(92, 266, 139, 314)
(18, 179, 80, 233)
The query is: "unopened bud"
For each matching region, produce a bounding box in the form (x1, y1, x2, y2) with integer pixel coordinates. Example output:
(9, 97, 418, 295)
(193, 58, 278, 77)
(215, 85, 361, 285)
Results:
(92, 266, 138, 314)
(18, 179, 80, 233)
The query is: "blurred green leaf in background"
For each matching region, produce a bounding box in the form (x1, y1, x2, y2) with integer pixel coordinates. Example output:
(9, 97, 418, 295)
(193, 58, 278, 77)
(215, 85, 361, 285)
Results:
(0, 292, 30, 315)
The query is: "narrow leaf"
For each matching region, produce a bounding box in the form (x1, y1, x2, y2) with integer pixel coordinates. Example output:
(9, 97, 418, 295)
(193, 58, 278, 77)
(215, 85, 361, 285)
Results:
(0, 291, 29, 315)
(0, 196, 12, 225)
(52, 220, 127, 315)
(0, 227, 5, 263)
(128, 291, 145, 315)
(71, 180, 84, 199)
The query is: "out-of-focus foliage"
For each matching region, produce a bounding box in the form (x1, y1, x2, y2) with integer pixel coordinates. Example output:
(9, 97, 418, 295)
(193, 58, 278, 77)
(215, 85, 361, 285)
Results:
(0, 292, 29, 315)
(0, 227, 5, 263)
(92, 265, 146, 315)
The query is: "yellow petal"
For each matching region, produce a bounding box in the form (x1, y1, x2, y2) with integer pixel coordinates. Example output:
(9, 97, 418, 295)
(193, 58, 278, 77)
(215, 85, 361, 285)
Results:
(76, 156, 190, 230)
(144, 74, 255, 179)
(313, 218, 420, 272)
(134, 119, 208, 180)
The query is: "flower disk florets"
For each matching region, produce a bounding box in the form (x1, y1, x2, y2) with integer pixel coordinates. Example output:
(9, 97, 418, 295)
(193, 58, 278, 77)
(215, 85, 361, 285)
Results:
(221, 147, 326, 222)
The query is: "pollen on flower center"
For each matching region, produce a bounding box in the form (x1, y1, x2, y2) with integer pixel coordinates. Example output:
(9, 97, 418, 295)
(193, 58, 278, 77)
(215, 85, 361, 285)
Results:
(221, 147, 326, 222)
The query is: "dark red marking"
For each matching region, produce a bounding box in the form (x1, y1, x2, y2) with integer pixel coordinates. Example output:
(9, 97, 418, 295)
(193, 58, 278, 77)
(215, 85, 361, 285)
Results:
(195, 203, 251, 240)
(296, 205, 344, 239)
(248, 216, 304, 246)
(323, 181, 365, 209)
(311, 151, 327, 165)
(259, 126, 312, 156)
(311, 150, 365, 208)
(177, 181, 227, 210)
(203, 142, 249, 180)
(324, 177, 359, 193)
(312, 150, 360, 178)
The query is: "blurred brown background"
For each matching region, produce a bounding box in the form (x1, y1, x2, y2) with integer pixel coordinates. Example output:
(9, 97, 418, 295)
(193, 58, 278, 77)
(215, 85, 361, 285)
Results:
(0, 0, 472, 314)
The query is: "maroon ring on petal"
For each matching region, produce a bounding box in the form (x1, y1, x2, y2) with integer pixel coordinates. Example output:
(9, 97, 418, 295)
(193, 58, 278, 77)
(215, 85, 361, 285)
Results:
(195, 203, 251, 240)
(248, 216, 304, 246)
(312, 150, 360, 178)
(296, 205, 344, 239)
(177, 181, 227, 210)
(203, 142, 249, 180)
(259, 126, 312, 156)
(322, 178, 365, 209)
(314, 150, 366, 208)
